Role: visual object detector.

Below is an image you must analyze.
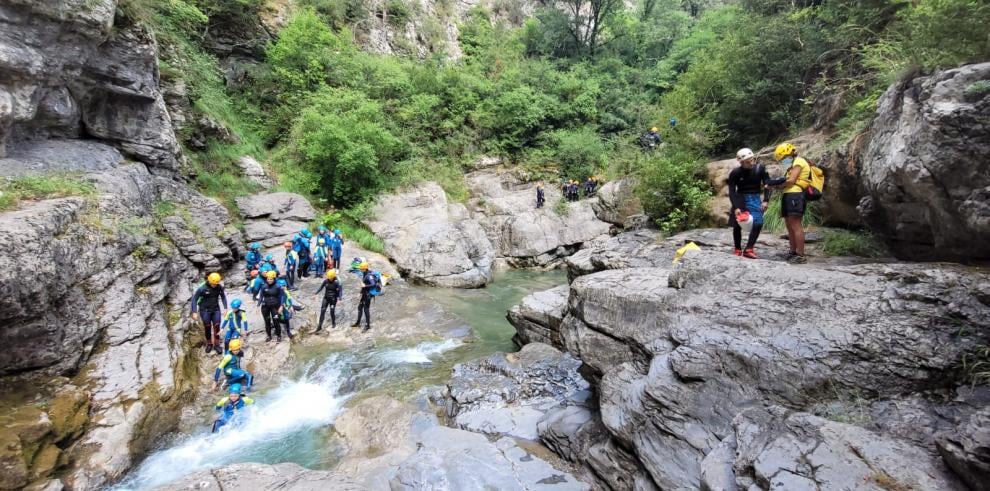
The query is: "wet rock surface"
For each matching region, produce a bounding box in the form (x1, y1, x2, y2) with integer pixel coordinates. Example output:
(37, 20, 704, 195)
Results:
(152, 462, 363, 490)
(511, 233, 990, 490)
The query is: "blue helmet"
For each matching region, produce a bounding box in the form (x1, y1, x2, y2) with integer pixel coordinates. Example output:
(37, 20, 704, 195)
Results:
(265, 254, 274, 261)
(277, 278, 287, 287)
(301, 228, 312, 238)
(334, 229, 341, 235)
(292, 233, 300, 241)
(229, 383, 243, 394)
(319, 225, 327, 232)
(231, 298, 242, 309)
(250, 243, 261, 250)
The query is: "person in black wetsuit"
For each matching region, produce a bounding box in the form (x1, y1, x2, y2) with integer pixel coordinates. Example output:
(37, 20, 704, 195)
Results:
(254, 270, 286, 342)
(314, 269, 343, 332)
(351, 262, 377, 332)
(727, 148, 772, 259)
(536, 183, 545, 208)
(191, 272, 228, 355)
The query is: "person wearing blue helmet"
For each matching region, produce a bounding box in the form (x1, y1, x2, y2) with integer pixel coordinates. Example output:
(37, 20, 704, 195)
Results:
(245, 243, 263, 273)
(276, 278, 301, 339)
(212, 383, 254, 433)
(220, 298, 249, 353)
(282, 241, 299, 290)
(258, 253, 279, 277)
(317, 226, 333, 248)
(294, 229, 313, 278)
(328, 232, 343, 269)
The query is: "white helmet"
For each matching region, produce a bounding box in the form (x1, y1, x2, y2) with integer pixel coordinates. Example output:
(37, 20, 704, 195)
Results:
(736, 148, 755, 162)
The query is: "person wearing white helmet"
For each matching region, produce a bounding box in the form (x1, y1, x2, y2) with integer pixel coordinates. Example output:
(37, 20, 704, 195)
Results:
(727, 148, 772, 258)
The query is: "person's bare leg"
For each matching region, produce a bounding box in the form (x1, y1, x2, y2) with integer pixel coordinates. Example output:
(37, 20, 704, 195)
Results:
(786, 216, 805, 255)
(785, 219, 797, 253)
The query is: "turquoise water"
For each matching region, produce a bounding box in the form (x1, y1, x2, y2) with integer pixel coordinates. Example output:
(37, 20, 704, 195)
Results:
(116, 269, 568, 489)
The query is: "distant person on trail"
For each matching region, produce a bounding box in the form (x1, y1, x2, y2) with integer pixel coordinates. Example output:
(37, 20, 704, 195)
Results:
(329, 232, 343, 269)
(727, 148, 771, 259)
(536, 183, 545, 208)
(568, 180, 580, 201)
(212, 338, 253, 392)
(220, 299, 249, 353)
(245, 243, 262, 273)
(769, 142, 811, 264)
(212, 383, 254, 433)
(584, 176, 598, 197)
(641, 127, 662, 149)
(352, 262, 379, 332)
(315, 269, 343, 332)
(255, 270, 286, 342)
(192, 272, 228, 355)
(282, 241, 299, 290)
(669, 118, 678, 131)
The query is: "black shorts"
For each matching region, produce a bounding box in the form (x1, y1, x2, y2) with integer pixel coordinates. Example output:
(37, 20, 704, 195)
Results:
(781, 192, 806, 217)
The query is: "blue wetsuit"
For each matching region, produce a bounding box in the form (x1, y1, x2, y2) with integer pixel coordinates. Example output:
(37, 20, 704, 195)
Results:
(212, 395, 254, 433)
(214, 351, 253, 390)
(220, 310, 248, 352)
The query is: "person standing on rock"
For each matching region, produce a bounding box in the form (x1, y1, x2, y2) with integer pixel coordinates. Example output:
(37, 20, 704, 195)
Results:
(192, 272, 228, 355)
(220, 299, 249, 354)
(283, 241, 299, 291)
(315, 269, 343, 332)
(352, 262, 378, 332)
(727, 148, 772, 259)
(294, 228, 313, 278)
(329, 232, 343, 269)
(536, 183, 545, 208)
(255, 270, 286, 342)
(770, 142, 811, 264)
(276, 278, 300, 339)
(245, 243, 262, 274)
(313, 238, 329, 276)
(212, 383, 254, 433)
(317, 226, 333, 249)
(212, 338, 253, 392)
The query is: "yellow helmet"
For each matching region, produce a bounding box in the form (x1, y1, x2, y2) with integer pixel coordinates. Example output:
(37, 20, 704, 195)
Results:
(650, 127, 659, 132)
(325, 269, 337, 280)
(358, 262, 369, 271)
(264, 270, 277, 280)
(207, 272, 222, 286)
(774, 143, 796, 161)
(229, 339, 243, 351)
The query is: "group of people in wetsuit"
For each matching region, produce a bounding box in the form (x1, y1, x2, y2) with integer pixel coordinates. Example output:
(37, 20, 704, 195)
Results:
(192, 225, 386, 433)
(555, 176, 600, 205)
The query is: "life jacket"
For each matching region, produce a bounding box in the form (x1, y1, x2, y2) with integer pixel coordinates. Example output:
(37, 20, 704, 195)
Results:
(245, 250, 261, 267)
(223, 310, 247, 334)
(366, 271, 384, 297)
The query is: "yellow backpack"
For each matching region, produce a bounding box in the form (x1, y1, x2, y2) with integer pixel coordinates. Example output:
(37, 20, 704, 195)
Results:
(797, 158, 825, 201)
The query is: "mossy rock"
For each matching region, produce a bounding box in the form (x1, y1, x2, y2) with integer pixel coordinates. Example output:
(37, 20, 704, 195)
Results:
(48, 389, 90, 442)
(0, 430, 29, 489)
(28, 443, 60, 479)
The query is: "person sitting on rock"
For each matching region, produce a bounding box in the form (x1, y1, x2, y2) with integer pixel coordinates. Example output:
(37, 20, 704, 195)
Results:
(212, 383, 254, 434)
(313, 238, 329, 276)
(283, 241, 299, 291)
(315, 269, 343, 332)
(348, 256, 366, 274)
(276, 278, 301, 339)
(221, 298, 249, 353)
(536, 183, 545, 209)
(254, 270, 286, 342)
(244, 243, 262, 274)
(352, 262, 378, 332)
(213, 338, 253, 392)
(192, 272, 228, 355)
(329, 233, 343, 270)
(728, 147, 772, 259)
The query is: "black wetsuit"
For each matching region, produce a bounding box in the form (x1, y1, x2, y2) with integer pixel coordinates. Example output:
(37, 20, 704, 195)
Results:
(536, 187, 545, 208)
(727, 164, 772, 250)
(315, 278, 343, 331)
(256, 282, 285, 340)
(192, 284, 228, 348)
(355, 271, 376, 330)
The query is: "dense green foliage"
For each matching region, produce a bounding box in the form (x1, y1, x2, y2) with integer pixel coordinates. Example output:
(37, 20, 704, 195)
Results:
(133, 0, 989, 234)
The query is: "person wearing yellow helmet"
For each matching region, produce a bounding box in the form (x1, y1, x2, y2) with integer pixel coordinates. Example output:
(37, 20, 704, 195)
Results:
(352, 262, 377, 332)
(254, 269, 287, 342)
(314, 269, 343, 332)
(768, 142, 811, 264)
(192, 272, 228, 355)
(642, 126, 662, 149)
(212, 338, 253, 393)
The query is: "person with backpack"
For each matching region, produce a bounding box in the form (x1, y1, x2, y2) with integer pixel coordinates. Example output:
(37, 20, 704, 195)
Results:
(220, 299, 249, 353)
(314, 269, 343, 332)
(212, 383, 254, 433)
(244, 243, 262, 274)
(212, 338, 253, 392)
(313, 238, 329, 276)
(254, 270, 286, 342)
(282, 241, 299, 290)
(769, 142, 819, 264)
(258, 254, 279, 277)
(276, 278, 299, 339)
(329, 233, 343, 269)
(192, 272, 228, 355)
(352, 262, 379, 332)
(244, 270, 263, 304)
(294, 228, 313, 278)
(727, 148, 773, 259)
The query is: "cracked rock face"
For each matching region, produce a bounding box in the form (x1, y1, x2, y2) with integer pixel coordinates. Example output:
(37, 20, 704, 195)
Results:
(236, 192, 316, 247)
(859, 61, 990, 260)
(510, 234, 990, 490)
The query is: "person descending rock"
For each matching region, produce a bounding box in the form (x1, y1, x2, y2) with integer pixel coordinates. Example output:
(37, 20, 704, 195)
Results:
(769, 142, 811, 264)
(276, 278, 301, 339)
(282, 241, 299, 290)
(212, 383, 254, 434)
(313, 238, 329, 276)
(220, 299, 249, 353)
(535, 183, 545, 209)
(294, 228, 313, 278)
(329, 232, 343, 270)
(728, 148, 772, 259)
(259, 253, 279, 277)
(212, 338, 253, 392)
(192, 272, 228, 355)
(352, 262, 379, 332)
(315, 269, 343, 332)
(255, 270, 286, 342)
(642, 126, 662, 149)
(244, 243, 262, 274)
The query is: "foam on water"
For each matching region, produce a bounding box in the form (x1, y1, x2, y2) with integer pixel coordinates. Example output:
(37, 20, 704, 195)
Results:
(115, 356, 349, 490)
(375, 338, 463, 364)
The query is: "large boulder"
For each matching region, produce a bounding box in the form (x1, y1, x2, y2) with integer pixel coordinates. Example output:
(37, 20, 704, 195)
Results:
(366, 182, 495, 288)
(512, 245, 990, 489)
(235, 192, 316, 247)
(859, 62, 990, 261)
(591, 177, 644, 228)
(936, 406, 990, 489)
(508, 284, 570, 348)
(466, 170, 611, 266)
